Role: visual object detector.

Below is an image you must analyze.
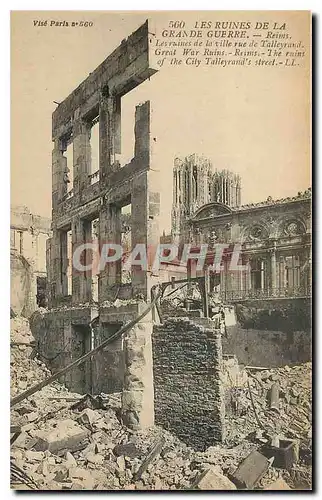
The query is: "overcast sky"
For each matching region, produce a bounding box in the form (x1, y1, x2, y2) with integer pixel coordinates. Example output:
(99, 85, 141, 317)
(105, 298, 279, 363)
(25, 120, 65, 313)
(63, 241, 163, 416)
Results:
(11, 11, 311, 231)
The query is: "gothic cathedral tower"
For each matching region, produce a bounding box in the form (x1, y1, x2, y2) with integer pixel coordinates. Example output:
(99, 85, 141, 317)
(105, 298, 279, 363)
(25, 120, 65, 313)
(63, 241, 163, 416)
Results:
(171, 154, 241, 242)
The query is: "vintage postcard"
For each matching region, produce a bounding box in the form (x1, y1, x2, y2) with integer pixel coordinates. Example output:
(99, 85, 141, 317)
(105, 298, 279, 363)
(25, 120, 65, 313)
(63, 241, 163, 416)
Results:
(10, 10, 312, 491)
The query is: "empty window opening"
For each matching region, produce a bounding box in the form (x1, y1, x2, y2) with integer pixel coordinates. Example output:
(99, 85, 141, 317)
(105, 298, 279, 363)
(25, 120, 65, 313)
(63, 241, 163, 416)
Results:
(67, 230, 72, 295)
(36, 276, 47, 308)
(60, 229, 71, 296)
(119, 77, 150, 166)
(121, 204, 131, 284)
(174, 171, 178, 204)
(192, 165, 198, 203)
(98, 322, 124, 394)
(62, 136, 74, 197)
(89, 117, 100, 183)
(209, 183, 212, 201)
(91, 218, 99, 302)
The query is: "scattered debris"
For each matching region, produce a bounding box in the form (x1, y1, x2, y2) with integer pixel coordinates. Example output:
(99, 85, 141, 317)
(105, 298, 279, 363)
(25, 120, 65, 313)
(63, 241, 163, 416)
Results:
(265, 477, 292, 490)
(10, 461, 39, 490)
(133, 436, 166, 481)
(192, 466, 237, 490)
(226, 363, 312, 446)
(10, 316, 312, 490)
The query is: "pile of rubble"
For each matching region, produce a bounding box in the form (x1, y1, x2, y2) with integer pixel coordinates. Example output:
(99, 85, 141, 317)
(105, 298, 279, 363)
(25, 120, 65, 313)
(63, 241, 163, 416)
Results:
(11, 393, 232, 490)
(11, 391, 236, 490)
(10, 317, 226, 490)
(10, 317, 51, 395)
(224, 362, 312, 489)
(10, 317, 312, 490)
(225, 362, 312, 442)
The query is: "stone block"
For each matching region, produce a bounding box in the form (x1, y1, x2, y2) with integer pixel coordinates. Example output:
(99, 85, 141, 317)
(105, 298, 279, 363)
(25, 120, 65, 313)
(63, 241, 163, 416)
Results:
(192, 466, 237, 490)
(85, 452, 104, 465)
(68, 467, 95, 489)
(24, 450, 45, 462)
(11, 431, 29, 449)
(230, 450, 271, 489)
(113, 442, 141, 458)
(27, 411, 39, 422)
(76, 408, 102, 427)
(34, 419, 89, 455)
(65, 451, 77, 468)
(265, 478, 292, 490)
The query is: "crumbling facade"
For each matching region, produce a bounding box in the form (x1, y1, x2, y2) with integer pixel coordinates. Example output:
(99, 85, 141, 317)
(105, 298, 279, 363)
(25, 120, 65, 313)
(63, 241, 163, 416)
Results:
(48, 20, 160, 306)
(11, 205, 51, 315)
(39, 22, 160, 426)
(29, 22, 229, 446)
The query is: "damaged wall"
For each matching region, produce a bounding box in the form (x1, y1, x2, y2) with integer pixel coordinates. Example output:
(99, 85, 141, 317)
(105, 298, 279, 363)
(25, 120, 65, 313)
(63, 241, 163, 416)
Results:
(38, 22, 161, 410)
(235, 299, 311, 332)
(92, 322, 125, 395)
(223, 325, 311, 367)
(152, 317, 225, 451)
(29, 307, 97, 394)
(11, 252, 36, 317)
(11, 205, 51, 316)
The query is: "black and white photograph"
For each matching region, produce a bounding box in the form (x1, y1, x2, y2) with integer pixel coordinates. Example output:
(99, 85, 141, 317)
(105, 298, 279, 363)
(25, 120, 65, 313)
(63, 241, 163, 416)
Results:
(10, 10, 312, 491)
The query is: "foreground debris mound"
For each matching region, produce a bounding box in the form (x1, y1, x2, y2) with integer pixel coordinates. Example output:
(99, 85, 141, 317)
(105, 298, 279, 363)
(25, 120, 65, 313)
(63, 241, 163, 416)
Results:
(226, 363, 312, 443)
(10, 316, 312, 490)
(192, 466, 237, 490)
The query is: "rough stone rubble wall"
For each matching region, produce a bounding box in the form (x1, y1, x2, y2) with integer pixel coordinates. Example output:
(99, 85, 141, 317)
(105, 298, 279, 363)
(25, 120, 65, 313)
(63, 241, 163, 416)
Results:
(152, 317, 225, 451)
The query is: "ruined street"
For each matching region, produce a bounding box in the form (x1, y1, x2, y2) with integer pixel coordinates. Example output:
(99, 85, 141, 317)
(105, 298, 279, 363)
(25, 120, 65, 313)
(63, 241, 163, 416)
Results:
(10, 14, 312, 492)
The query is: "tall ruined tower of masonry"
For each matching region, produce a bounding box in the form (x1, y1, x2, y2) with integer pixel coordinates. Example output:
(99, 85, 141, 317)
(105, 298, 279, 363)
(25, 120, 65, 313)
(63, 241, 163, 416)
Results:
(211, 169, 241, 207)
(171, 154, 212, 241)
(171, 154, 241, 241)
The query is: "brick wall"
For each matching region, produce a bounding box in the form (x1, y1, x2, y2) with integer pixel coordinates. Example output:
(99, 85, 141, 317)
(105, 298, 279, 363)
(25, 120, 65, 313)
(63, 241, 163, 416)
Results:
(152, 317, 225, 451)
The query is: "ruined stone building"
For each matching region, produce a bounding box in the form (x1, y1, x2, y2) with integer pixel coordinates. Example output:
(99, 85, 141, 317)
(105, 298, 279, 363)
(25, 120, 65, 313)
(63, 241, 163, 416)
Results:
(28, 19, 311, 452)
(169, 159, 311, 366)
(34, 21, 160, 417)
(28, 21, 228, 449)
(171, 157, 311, 303)
(11, 205, 51, 316)
(47, 21, 161, 310)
